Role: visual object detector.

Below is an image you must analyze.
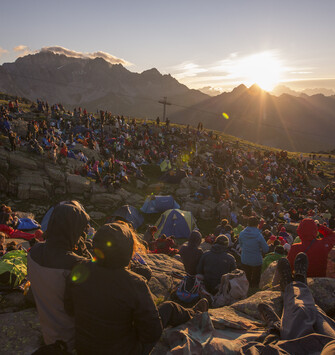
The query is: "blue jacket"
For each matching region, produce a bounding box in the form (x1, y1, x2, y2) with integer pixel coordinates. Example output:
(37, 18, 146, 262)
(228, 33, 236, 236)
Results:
(239, 227, 269, 266)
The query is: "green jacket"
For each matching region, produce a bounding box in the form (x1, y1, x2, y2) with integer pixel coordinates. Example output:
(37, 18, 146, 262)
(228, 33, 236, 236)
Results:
(0, 250, 27, 288)
(262, 252, 285, 273)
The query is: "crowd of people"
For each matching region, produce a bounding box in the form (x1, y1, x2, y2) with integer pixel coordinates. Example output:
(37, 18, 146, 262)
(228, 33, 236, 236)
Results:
(0, 96, 335, 353)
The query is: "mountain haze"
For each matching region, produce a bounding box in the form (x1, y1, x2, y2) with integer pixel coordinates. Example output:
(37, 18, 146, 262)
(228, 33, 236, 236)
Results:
(0, 51, 334, 152)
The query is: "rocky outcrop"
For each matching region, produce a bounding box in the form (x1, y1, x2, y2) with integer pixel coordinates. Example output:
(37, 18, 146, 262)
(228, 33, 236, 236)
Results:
(142, 253, 185, 299)
(0, 146, 147, 219)
(0, 308, 43, 355)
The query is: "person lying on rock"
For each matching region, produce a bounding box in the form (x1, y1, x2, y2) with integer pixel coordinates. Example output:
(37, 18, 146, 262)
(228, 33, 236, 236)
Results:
(197, 235, 237, 294)
(241, 253, 335, 354)
(64, 221, 209, 355)
(28, 201, 91, 353)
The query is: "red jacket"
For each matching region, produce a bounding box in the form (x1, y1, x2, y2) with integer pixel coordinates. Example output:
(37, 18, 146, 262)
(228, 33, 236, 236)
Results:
(287, 219, 335, 277)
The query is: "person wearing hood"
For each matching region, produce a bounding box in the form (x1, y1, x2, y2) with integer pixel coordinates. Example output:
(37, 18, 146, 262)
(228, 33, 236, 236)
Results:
(287, 218, 335, 277)
(65, 221, 209, 355)
(239, 216, 269, 288)
(178, 230, 203, 275)
(28, 201, 90, 352)
(197, 235, 236, 294)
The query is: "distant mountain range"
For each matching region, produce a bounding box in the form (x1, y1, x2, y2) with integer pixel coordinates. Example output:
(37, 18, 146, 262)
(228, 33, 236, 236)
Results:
(0, 51, 334, 152)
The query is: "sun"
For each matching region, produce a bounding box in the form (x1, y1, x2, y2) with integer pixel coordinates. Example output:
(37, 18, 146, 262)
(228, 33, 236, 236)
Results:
(234, 52, 282, 91)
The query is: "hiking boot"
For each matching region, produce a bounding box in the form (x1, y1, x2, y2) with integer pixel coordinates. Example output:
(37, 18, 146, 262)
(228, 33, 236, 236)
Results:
(192, 298, 209, 313)
(258, 303, 280, 331)
(277, 258, 293, 292)
(294, 252, 309, 284)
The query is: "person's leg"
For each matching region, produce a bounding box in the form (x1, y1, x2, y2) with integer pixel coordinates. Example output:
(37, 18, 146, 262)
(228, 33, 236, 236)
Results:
(158, 301, 194, 328)
(241, 263, 252, 285)
(158, 299, 208, 328)
(280, 281, 318, 340)
(250, 265, 262, 288)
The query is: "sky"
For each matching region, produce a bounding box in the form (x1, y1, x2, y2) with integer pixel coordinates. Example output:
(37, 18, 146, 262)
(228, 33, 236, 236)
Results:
(1, 0, 335, 94)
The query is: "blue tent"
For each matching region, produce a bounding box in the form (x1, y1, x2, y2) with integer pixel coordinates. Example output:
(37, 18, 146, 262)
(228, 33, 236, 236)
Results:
(141, 195, 180, 214)
(41, 206, 55, 232)
(155, 209, 197, 239)
(111, 205, 144, 229)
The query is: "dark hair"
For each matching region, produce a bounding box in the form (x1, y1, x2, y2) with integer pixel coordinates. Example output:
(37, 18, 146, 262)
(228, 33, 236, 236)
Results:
(248, 216, 259, 227)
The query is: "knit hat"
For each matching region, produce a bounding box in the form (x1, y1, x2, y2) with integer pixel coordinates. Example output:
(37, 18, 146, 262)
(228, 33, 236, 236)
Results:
(214, 235, 229, 248)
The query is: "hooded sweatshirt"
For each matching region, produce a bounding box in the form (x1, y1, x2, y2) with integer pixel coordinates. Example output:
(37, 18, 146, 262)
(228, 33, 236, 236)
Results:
(287, 219, 335, 277)
(197, 243, 236, 294)
(28, 201, 90, 351)
(239, 226, 269, 266)
(179, 230, 203, 275)
(64, 222, 163, 355)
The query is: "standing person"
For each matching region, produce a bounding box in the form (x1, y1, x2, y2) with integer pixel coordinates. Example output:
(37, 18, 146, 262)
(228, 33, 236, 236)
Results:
(28, 201, 90, 352)
(65, 222, 209, 355)
(239, 216, 269, 288)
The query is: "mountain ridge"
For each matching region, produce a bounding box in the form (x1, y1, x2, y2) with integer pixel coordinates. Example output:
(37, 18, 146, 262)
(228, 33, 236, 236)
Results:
(0, 51, 334, 152)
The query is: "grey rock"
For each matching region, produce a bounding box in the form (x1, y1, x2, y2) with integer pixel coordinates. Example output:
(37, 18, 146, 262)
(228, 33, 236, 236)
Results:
(231, 290, 283, 321)
(0, 308, 43, 355)
(66, 173, 91, 193)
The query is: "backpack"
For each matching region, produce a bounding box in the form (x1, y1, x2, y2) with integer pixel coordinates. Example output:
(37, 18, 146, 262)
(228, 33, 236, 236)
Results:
(175, 275, 201, 303)
(212, 269, 249, 308)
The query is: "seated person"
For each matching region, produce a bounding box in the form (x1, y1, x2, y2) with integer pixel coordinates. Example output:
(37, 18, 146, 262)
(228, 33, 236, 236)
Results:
(242, 254, 335, 354)
(288, 219, 335, 277)
(154, 234, 178, 256)
(179, 230, 203, 276)
(261, 245, 286, 273)
(28, 201, 91, 352)
(197, 235, 237, 294)
(64, 221, 209, 355)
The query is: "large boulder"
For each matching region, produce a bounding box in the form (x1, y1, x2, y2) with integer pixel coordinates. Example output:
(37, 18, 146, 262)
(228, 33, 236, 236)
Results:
(0, 173, 8, 192)
(182, 201, 201, 217)
(90, 193, 122, 208)
(0, 308, 43, 354)
(175, 188, 191, 197)
(259, 261, 279, 290)
(231, 290, 283, 321)
(9, 152, 37, 170)
(209, 305, 263, 330)
(45, 164, 65, 182)
(66, 173, 91, 193)
(0, 292, 31, 314)
(142, 254, 185, 299)
(308, 278, 335, 316)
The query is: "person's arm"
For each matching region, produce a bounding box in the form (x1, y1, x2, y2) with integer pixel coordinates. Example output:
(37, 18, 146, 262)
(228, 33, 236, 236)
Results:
(133, 279, 163, 344)
(259, 233, 269, 254)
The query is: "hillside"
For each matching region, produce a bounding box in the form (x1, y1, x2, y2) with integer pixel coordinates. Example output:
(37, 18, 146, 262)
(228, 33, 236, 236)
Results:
(169, 84, 335, 152)
(1, 51, 335, 152)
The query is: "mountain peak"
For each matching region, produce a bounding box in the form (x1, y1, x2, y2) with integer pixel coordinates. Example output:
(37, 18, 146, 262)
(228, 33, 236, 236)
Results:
(141, 68, 161, 77)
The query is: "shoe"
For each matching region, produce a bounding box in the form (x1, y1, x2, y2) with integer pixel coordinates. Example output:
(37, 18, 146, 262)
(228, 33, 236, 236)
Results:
(277, 258, 293, 292)
(294, 252, 309, 284)
(258, 303, 280, 330)
(192, 298, 209, 313)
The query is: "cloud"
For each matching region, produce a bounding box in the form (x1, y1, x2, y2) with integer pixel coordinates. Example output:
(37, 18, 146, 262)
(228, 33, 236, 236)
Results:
(0, 47, 9, 57)
(172, 61, 208, 79)
(13, 45, 29, 52)
(41, 46, 132, 66)
(13, 45, 34, 57)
